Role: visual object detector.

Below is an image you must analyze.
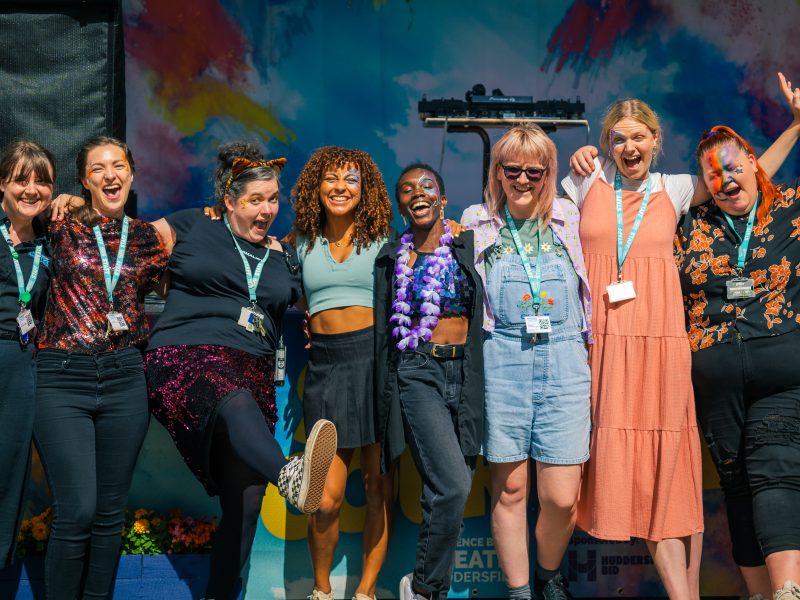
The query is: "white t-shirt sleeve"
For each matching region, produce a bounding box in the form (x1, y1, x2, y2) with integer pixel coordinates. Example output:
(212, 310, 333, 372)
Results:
(561, 157, 603, 209)
(662, 173, 698, 217)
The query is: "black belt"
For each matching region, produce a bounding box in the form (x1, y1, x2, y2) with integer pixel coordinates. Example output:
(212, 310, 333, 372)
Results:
(417, 341, 465, 360)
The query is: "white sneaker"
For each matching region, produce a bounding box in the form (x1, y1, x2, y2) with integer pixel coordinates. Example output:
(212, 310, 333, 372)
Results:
(775, 581, 800, 600)
(278, 419, 337, 513)
(399, 573, 417, 600)
(352, 594, 376, 600)
(307, 589, 334, 600)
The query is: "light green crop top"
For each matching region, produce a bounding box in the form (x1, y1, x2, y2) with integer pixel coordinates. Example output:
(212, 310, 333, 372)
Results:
(296, 235, 386, 315)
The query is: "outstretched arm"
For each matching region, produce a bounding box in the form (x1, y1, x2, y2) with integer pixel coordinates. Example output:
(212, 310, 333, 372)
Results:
(758, 72, 800, 177)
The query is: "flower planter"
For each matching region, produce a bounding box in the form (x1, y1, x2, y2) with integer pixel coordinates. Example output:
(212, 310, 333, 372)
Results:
(0, 554, 220, 599)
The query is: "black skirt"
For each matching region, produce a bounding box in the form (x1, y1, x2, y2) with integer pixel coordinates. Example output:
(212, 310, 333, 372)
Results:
(303, 326, 377, 448)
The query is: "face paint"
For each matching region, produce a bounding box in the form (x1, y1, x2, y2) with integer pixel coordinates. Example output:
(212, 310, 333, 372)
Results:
(704, 145, 741, 194)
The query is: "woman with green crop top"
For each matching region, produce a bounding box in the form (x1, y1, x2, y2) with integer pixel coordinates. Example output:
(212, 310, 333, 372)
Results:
(290, 146, 393, 600)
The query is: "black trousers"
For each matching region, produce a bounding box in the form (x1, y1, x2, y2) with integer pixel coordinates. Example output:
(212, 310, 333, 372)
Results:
(33, 348, 149, 600)
(692, 329, 800, 567)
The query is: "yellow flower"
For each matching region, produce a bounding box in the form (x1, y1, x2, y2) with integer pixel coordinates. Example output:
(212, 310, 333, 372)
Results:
(133, 519, 150, 534)
(32, 522, 48, 542)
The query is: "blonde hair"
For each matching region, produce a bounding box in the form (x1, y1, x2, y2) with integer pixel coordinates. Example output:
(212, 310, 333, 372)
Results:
(599, 98, 662, 159)
(484, 124, 557, 228)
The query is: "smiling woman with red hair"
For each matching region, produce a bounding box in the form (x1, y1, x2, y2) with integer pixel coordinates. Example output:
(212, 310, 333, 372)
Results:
(677, 76, 800, 600)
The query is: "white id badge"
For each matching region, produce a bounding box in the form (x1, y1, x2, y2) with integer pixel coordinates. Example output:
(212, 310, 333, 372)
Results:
(106, 311, 129, 332)
(238, 307, 256, 332)
(607, 280, 636, 303)
(16, 308, 35, 334)
(726, 277, 755, 299)
(525, 315, 552, 334)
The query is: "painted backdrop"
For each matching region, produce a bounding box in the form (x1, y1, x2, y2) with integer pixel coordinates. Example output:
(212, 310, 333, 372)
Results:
(117, 1, 800, 598)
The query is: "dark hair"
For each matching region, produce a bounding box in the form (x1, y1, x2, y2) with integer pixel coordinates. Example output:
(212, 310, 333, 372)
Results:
(290, 146, 391, 253)
(0, 139, 56, 187)
(695, 125, 780, 226)
(395, 163, 445, 202)
(75, 136, 135, 226)
(213, 141, 280, 212)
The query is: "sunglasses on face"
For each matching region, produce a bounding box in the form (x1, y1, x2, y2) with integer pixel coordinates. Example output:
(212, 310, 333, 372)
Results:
(501, 165, 547, 182)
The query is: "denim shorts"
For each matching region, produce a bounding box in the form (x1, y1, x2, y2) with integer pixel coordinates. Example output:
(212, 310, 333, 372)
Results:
(483, 249, 591, 464)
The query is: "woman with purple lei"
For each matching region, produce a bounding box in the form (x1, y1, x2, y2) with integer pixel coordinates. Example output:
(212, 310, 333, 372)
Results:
(461, 125, 592, 600)
(375, 163, 484, 600)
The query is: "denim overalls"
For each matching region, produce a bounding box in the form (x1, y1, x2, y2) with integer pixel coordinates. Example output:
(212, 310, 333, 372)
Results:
(483, 235, 591, 464)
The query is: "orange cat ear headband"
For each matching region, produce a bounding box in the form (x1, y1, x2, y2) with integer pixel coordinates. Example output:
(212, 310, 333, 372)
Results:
(224, 157, 287, 195)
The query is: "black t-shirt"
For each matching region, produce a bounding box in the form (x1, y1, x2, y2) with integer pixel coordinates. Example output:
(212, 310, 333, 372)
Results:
(147, 209, 302, 356)
(0, 208, 50, 336)
(677, 177, 800, 351)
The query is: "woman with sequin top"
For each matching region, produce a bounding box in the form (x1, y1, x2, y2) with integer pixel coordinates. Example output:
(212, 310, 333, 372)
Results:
(0, 140, 54, 568)
(375, 163, 484, 600)
(462, 124, 593, 600)
(32, 136, 168, 600)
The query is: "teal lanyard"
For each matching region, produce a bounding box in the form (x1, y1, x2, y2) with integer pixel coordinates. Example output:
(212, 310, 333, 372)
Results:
(614, 171, 652, 280)
(503, 205, 542, 313)
(92, 217, 129, 306)
(224, 214, 270, 304)
(723, 194, 759, 272)
(0, 223, 41, 306)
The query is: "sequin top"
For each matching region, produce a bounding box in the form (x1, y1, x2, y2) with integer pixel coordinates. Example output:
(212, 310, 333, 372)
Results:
(39, 213, 168, 352)
(409, 251, 471, 317)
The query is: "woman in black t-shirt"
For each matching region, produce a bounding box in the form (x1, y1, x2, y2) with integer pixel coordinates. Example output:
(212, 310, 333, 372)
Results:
(677, 77, 800, 600)
(0, 140, 54, 567)
(145, 142, 337, 600)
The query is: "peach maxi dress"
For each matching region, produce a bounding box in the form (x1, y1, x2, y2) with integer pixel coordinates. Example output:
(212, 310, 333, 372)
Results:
(576, 175, 704, 541)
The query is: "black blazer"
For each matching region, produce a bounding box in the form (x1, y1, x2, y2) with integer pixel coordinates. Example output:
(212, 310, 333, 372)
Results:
(374, 229, 485, 473)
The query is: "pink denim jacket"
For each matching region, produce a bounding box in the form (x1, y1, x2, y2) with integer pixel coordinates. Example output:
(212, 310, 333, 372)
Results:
(460, 197, 593, 343)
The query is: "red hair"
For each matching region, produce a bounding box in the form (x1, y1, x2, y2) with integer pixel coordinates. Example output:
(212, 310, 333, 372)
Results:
(695, 125, 780, 225)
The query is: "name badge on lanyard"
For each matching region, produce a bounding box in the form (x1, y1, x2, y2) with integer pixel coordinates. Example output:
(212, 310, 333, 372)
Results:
(525, 315, 552, 334)
(724, 196, 759, 301)
(1, 223, 42, 344)
(607, 171, 651, 303)
(224, 214, 270, 336)
(93, 217, 130, 337)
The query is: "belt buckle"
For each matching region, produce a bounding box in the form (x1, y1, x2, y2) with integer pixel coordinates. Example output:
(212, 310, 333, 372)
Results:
(431, 344, 455, 359)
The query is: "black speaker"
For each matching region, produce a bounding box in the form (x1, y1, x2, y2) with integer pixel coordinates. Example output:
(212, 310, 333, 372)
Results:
(0, 0, 126, 204)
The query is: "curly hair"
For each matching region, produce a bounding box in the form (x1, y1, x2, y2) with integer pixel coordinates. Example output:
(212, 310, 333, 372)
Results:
(212, 141, 280, 212)
(290, 146, 391, 253)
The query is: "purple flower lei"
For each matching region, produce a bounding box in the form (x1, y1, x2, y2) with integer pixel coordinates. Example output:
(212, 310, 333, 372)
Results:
(389, 219, 454, 350)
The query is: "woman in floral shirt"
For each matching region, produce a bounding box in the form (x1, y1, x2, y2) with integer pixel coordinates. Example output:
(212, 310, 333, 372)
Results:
(677, 78, 800, 600)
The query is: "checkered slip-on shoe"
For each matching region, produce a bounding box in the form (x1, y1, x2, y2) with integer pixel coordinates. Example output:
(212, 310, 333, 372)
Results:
(278, 418, 337, 514)
(775, 581, 800, 600)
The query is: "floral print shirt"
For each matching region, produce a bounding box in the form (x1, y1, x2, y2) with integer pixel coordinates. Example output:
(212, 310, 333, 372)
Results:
(676, 178, 800, 351)
(461, 196, 592, 342)
(39, 213, 168, 352)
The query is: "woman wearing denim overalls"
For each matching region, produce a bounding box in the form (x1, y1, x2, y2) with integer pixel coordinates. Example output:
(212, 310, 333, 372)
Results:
(462, 124, 592, 600)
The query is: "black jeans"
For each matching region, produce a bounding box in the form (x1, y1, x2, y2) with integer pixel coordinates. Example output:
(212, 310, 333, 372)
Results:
(397, 346, 475, 599)
(692, 330, 800, 567)
(33, 348, 150, 599)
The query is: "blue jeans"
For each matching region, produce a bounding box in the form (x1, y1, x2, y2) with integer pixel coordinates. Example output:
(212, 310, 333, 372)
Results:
(397, 347, 475, 599)
(33, 347, 149, 600)
(0, 340, 35, 566)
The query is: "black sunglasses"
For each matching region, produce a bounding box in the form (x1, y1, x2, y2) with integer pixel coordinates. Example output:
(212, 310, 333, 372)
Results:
(501, 165, 547, 182)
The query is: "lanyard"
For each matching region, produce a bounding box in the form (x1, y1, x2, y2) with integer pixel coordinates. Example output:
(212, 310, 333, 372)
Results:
(224, 214, 270, 305)
(503, 205, 542, 312)
(723, 194, 759, 271)
(614, 171, 652, 280)
(0, 223, 41, 306)
(92, 217, 129, 306)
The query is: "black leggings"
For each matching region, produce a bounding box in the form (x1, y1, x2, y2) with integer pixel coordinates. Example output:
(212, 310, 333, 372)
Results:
(692, 329, 800, 567)
(205, 390, 288, 600)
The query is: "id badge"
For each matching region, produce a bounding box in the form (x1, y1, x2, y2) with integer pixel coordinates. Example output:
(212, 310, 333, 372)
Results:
(16, 308, 35, 335)
(107, 311, 129, 332)
(607, 280, 636, 303)
(726, 277, 755, 299)
(238, 307, 256, 332)
(525, 315, 552, 334)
